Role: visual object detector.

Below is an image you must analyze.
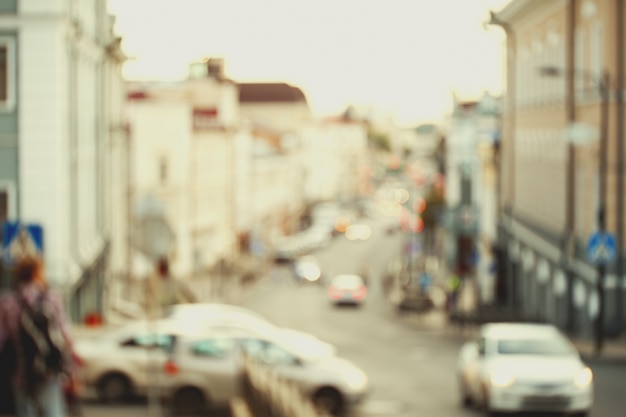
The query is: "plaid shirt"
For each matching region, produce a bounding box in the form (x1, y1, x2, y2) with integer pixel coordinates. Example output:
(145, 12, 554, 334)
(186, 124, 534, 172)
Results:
(0, 284, 75, 387)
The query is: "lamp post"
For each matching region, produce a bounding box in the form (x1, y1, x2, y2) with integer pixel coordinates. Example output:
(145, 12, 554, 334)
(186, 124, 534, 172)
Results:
(484, 10, 516, 313)
(540, 65, 610, 355)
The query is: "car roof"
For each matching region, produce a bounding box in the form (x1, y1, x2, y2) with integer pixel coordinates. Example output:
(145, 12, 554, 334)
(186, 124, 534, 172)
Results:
(480, 322, 563, 340)
(330, 274, 364, 286)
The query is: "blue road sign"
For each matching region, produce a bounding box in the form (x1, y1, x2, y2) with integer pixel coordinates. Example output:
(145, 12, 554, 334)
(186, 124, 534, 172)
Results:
(1, 221, 44, 264)
(586, 231, 617, 266)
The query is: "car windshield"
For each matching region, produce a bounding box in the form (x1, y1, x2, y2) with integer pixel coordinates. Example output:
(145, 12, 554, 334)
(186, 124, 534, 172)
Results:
(497, 337, 576, 355)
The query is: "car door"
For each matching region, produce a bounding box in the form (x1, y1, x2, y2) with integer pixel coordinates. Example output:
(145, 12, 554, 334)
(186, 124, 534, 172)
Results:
(185, 337, 242, 404)
(238, 338, 309, 388)
(116, 332, 173, 393)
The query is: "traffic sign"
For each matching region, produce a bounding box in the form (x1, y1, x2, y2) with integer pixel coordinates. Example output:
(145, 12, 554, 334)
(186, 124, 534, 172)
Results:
(1, 222, 44, 264)
(134, 196, 175, 261)
(586, 231, 617, 266)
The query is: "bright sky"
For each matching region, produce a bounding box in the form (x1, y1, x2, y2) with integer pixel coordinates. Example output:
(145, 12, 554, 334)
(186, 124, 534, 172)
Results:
(108, 0, 510, 126)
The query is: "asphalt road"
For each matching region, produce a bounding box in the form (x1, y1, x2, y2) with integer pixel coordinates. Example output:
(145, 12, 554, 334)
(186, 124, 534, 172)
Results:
(82, 215, 626, 417)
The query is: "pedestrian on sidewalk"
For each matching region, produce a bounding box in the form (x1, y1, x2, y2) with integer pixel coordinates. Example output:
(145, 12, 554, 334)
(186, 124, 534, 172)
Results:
(0, 256, 82, 417)
(146, 256, 185, 319)
(445, 273, 461, 313)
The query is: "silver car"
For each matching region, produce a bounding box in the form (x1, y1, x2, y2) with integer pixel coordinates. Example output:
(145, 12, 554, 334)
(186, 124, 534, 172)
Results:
(73, 319, 198, 403)
(457, 322, 593, 416)
(163, 325, 370, 416)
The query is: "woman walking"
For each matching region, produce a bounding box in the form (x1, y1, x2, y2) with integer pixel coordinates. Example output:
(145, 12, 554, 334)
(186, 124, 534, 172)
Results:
(0, 256, 80, 417)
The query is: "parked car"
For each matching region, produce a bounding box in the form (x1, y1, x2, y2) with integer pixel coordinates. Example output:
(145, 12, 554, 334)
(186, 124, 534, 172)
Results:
(456, 322, 593, 416)
(73, 319, 196, 403)
(160, 330, 243, 415)
(273, 236, 303, 263)
(327, 274, 368, 306)
(75, 314, 342, 408)
(163, 325, 370, 416)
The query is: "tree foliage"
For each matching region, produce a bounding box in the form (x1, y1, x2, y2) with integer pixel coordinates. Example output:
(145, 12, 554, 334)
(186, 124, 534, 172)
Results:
(368, 130, 391, 152)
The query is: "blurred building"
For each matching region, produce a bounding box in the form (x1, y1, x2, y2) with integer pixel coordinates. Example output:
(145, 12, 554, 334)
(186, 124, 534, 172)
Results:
(238, 80, 313, 246)
(0, 0, 126, 322)
(301, 116, 370, 205)
(492, 0, 626, 338)
(442, 93, 502, 303)
(125, 60, 240, 283)
(122, 59, 318, 295)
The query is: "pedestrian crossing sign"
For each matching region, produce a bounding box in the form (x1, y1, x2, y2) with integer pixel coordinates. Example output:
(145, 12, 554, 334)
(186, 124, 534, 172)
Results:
(1, 221, 44, 264)
(586, 231, 616, 266)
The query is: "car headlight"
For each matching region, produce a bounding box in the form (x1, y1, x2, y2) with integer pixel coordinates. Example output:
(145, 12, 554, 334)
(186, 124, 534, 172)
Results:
(574, 367, 593, 388)
(490, 369, 515, 388)
(343, 367, 368, 391)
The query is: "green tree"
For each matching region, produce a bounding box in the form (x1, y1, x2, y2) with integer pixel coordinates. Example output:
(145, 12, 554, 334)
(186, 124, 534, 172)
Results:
(368, 130, 391, 152)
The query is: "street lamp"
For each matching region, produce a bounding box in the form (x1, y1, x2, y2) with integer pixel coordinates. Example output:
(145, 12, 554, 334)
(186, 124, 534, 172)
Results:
(539, 65, 610, 355)
(484, 10, 517, 314)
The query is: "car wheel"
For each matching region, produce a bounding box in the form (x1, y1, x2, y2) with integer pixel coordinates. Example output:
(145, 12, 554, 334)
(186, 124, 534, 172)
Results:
(313, 387, 344, 416)
(458, 377, 472, 408)
(97, 373, 131, 404)
(172, 387, 207, 416)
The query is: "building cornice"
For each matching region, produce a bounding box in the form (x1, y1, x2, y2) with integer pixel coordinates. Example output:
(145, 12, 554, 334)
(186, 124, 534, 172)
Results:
(496, 0, 567, 25)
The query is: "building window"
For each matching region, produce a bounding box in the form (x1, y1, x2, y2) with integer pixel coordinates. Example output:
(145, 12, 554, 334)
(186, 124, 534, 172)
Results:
(590, 22, 604, 81)
(0, 37, 16, 112)
(0, 189, 7, 225)
(159, 156, 168, 184)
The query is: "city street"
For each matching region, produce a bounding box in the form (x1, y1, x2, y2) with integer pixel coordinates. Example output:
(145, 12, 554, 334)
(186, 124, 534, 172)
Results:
(81, 215, 626, 417)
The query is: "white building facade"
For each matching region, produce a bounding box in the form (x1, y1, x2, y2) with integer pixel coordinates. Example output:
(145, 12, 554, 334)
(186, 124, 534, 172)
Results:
(443, 92, 502, 303)
(0, 0, 127, 322)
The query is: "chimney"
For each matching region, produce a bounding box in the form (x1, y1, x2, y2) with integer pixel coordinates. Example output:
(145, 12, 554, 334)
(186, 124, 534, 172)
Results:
(207, 58, 224, 80)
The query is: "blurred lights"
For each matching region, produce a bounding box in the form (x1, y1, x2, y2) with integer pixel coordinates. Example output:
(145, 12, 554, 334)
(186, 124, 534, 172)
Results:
(378, 200, 402, 217)
(413, 196, 426, 214)
(346, 224, 372, 241)
(164, 360, 180, 376)
(344, 367, 368, 390)
(389, 188, 410, 204)
(387, 155, 402, 170)
(574, 367, 593, 388)
(490, 369, 515, 388)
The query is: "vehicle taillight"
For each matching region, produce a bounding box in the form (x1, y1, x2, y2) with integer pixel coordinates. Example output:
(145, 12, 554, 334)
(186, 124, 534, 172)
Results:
(328, 286, 342, 300)
(352, 285, 367, 300)
(164, 360, 179, 376)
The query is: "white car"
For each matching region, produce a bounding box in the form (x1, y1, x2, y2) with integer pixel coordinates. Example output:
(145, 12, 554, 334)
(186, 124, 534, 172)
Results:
(163, 325, 370, 416)
(74, 316, 340, 407)
(73, 319, 200, 403)
(164, 303, 337, 356)
(457, 322, 593, 416)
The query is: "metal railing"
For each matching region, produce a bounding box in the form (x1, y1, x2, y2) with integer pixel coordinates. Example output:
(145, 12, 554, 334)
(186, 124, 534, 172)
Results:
(232, 353, 330, 417)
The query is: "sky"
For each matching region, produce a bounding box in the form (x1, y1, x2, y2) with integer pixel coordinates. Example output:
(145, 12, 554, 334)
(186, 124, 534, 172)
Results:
(107, 0, 511, 127)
